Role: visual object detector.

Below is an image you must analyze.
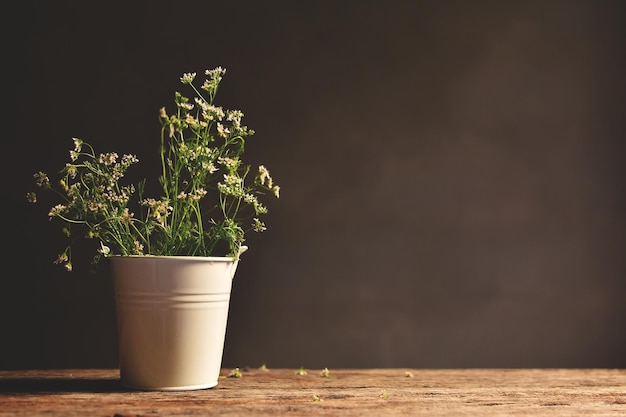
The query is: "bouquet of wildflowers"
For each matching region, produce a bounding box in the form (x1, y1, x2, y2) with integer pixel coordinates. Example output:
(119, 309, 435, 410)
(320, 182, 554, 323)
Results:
(27, 67, 279, 271)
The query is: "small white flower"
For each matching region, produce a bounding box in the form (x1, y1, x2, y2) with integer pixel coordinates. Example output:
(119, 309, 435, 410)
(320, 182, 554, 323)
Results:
(34, 172, 50, 187)
(72, 137, 83, 152)
(98, 242, 111, 256)
(48, 204, 66, 217)
(202, 161, 218, 174)
(252, 218, 266, 232)
(258, 165, 270, 186)
(180, 72, 196, 84)
(217, 123, 230, 137)
(218, 157, 240, 170)
(98, 152, 118, 166)
(205, 67, 226, 78)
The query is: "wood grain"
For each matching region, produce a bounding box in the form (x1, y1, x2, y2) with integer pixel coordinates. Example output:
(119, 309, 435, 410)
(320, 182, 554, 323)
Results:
(1, 368, 625, 416)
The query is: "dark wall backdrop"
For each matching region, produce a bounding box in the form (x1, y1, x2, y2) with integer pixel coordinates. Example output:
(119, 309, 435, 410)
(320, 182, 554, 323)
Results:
(3, 0, 625, 370)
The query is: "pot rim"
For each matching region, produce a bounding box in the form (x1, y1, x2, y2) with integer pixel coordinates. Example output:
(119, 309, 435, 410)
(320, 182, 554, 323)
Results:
(108, 255, 236, 262)
(107, 245, 248, 263)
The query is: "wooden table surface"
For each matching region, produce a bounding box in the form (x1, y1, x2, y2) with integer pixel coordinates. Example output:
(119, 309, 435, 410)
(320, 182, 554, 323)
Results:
(1, 368, 625, 416)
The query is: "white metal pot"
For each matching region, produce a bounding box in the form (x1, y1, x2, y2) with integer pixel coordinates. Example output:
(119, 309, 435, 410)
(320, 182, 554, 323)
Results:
(110, 252, 243, 391)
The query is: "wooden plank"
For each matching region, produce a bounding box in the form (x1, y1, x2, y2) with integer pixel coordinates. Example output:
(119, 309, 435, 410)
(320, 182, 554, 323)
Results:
(0, 368, 625, 416)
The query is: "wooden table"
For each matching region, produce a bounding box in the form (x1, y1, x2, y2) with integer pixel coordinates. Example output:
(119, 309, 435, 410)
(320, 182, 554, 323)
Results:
(1, 368, 625, 416)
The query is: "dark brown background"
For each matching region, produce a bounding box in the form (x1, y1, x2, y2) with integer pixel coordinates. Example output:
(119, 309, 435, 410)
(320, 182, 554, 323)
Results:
(3, 0, 625, 370)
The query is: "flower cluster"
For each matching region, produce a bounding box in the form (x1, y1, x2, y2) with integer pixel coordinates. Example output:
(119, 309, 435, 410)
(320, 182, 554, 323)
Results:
(28, 67, 279, 271)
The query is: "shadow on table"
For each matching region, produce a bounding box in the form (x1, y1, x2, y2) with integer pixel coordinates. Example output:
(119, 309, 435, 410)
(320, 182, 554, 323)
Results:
(0, 377, 125, 393)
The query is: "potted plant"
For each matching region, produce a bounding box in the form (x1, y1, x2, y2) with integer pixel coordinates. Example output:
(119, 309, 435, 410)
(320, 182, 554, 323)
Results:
(27, 67, 280, 391)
